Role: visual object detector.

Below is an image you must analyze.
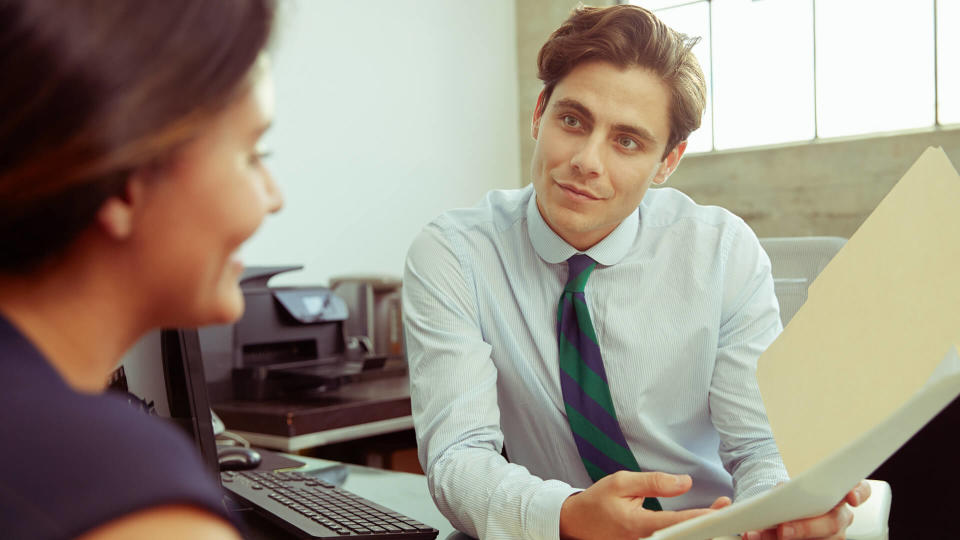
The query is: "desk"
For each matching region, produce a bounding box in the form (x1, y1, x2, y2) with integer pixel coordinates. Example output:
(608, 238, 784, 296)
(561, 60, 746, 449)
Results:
(242, 453, 887, 540)
(240, 453, 463, 540)
(308, 457, 464, 539)
(214, 376, 413, 452)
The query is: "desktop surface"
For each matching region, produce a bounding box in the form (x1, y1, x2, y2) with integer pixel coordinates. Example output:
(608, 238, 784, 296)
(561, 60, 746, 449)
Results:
(213, 375, 413, 451)
(237, 454, 458, 540)
(242, 456, 772, 540)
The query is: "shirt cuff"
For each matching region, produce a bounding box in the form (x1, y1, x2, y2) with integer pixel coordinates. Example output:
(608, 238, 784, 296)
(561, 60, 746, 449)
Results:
(734, 455, 790, 502)
(525, 481, 582, 540)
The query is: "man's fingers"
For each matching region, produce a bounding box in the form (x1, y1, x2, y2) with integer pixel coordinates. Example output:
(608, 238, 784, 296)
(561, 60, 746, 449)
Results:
(709, 496, 732, 510)
(844, 480, 871, 507)
(741, 529, 778, 540)
(781, 503, 853, 539)
(605, 471, 693, 498)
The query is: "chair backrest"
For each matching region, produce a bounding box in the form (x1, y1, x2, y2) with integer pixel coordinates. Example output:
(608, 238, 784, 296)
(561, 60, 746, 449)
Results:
(759, 236, 847, 326)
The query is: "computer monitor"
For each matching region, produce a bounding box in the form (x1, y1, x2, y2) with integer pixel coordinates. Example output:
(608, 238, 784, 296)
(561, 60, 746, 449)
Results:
(161, 329, 221, 477)
(109, 328, 220, 479)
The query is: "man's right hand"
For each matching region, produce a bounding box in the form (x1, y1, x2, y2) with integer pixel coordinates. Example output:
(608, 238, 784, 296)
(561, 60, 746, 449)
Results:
(558, 471, 729, 540)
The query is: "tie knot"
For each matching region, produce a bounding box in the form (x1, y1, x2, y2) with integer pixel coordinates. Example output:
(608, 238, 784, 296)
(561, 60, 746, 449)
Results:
(565, 254, 596, 292)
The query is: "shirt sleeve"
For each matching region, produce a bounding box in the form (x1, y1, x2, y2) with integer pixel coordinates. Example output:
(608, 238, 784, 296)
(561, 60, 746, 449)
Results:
(709, 221, 791, 501)
(403, 221, 579, 540)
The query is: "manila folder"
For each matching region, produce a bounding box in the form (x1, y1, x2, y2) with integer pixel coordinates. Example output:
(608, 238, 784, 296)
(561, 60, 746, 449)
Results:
(648, 147, 960, 540)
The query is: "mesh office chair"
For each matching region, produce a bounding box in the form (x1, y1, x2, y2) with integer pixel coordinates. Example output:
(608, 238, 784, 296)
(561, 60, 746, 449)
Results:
(759, 237, 891, 540)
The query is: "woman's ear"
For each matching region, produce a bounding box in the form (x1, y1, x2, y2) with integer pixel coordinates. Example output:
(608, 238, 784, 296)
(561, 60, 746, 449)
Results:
(95, 175, 147, 240)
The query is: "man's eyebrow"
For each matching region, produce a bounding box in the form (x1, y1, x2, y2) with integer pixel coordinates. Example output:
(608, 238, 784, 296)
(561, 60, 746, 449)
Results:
(553, 98, 595, 125)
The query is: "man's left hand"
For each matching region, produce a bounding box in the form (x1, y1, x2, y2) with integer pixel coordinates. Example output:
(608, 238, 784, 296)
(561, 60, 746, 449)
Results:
(742, 480, 871, 540)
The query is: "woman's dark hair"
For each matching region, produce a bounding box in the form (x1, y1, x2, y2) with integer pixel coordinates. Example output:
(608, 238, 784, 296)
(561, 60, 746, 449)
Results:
(0, 0, 277, 273)
(536, 4, 706, 159)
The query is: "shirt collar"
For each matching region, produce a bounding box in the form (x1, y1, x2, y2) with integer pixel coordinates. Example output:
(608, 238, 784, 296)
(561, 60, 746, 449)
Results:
(526, 189, 639, 266)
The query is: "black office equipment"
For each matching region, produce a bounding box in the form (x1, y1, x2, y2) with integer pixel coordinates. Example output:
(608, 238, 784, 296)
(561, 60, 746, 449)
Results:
(218, 446, 262, 471)
(230, 266, 376, 401)
(224, 470, 439, 539)
(161, 328, 438, 540)
(161, 329, 221, 481)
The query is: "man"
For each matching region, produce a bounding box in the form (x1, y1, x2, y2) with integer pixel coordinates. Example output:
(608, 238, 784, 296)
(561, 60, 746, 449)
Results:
(403, 5, 869, 540)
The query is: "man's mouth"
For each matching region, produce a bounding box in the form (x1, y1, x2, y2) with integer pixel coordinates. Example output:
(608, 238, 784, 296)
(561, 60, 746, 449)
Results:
(557, 181, 601, 201)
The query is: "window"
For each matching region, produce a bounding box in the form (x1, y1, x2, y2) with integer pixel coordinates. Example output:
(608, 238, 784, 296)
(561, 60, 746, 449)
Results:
(653, 2, 713, 153)
(815, 0, 934, 138)
(627, 0, 958, 152)
(710, 0, 814, 149)
(939, 0, 960, 125)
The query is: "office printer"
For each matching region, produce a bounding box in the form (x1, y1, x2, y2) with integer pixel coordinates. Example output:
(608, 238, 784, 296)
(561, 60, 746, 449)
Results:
(231, 266, 381, 400)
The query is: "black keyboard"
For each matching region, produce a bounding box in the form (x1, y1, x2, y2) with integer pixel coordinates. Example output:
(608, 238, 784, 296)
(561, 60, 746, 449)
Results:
(222, 470, 439, 539)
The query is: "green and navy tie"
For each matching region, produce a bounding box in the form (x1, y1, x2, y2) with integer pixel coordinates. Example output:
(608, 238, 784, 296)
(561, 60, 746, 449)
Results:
(557, 254, 661, 511)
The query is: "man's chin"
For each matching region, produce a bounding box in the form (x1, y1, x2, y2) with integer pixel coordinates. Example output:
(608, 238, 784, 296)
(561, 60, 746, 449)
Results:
(551, 220, 601, 248)
(549, 207, 596, 233)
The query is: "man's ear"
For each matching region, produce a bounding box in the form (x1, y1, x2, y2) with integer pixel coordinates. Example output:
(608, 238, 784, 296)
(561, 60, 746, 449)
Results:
(95, 174, 147, 240)
(652, 140, 687, 185)
(531, 89, 546, 140)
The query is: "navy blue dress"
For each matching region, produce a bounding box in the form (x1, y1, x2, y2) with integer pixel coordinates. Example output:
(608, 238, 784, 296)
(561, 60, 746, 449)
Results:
(0, 315, 231, 539)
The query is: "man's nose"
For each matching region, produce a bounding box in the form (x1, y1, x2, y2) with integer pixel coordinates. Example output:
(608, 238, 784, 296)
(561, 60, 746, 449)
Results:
(570, 134, 604, 177)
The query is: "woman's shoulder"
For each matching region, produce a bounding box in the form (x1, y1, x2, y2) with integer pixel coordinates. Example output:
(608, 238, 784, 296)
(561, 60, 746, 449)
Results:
(0, 345, 228, 539)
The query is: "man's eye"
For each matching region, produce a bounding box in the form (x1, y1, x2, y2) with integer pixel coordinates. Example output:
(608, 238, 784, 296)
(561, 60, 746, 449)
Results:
(562, 115, 580, 128)
(618, 137, 638, 150)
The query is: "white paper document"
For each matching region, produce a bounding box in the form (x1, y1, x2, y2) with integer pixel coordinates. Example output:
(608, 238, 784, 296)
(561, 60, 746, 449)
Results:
(647, 147, 960, 540)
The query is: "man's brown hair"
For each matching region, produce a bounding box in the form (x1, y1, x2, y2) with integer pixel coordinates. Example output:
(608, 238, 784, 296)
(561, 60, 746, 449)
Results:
(536, 4, 706, 157)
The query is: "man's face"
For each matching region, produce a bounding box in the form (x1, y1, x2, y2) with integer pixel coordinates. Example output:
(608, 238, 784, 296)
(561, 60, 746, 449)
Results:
(530, 60, 686, 251)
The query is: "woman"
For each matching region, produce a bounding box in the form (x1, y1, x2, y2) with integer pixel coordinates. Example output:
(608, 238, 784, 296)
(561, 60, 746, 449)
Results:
(0, 1, 282, 538)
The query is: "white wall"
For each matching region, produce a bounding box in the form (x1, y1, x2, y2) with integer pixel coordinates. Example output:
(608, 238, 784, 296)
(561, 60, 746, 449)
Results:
(240, 0, 521, 286)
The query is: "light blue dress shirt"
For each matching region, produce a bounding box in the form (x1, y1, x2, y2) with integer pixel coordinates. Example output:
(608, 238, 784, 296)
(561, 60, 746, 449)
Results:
(403, 185, 789, 540)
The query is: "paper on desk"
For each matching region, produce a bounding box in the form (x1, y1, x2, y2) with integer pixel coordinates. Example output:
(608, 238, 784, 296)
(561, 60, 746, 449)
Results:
(647, 147, 960, 540)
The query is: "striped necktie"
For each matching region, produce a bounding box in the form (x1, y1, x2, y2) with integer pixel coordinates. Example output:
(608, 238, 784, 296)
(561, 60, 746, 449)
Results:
(557, 254, 661, 511)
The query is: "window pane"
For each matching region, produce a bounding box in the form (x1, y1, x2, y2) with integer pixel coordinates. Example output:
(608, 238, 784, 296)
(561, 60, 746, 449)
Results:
(938, 0, 960, 125)
(654, 2, 713, 153)
(711, 0, 815, 150)
(816, 0, 935, 138)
